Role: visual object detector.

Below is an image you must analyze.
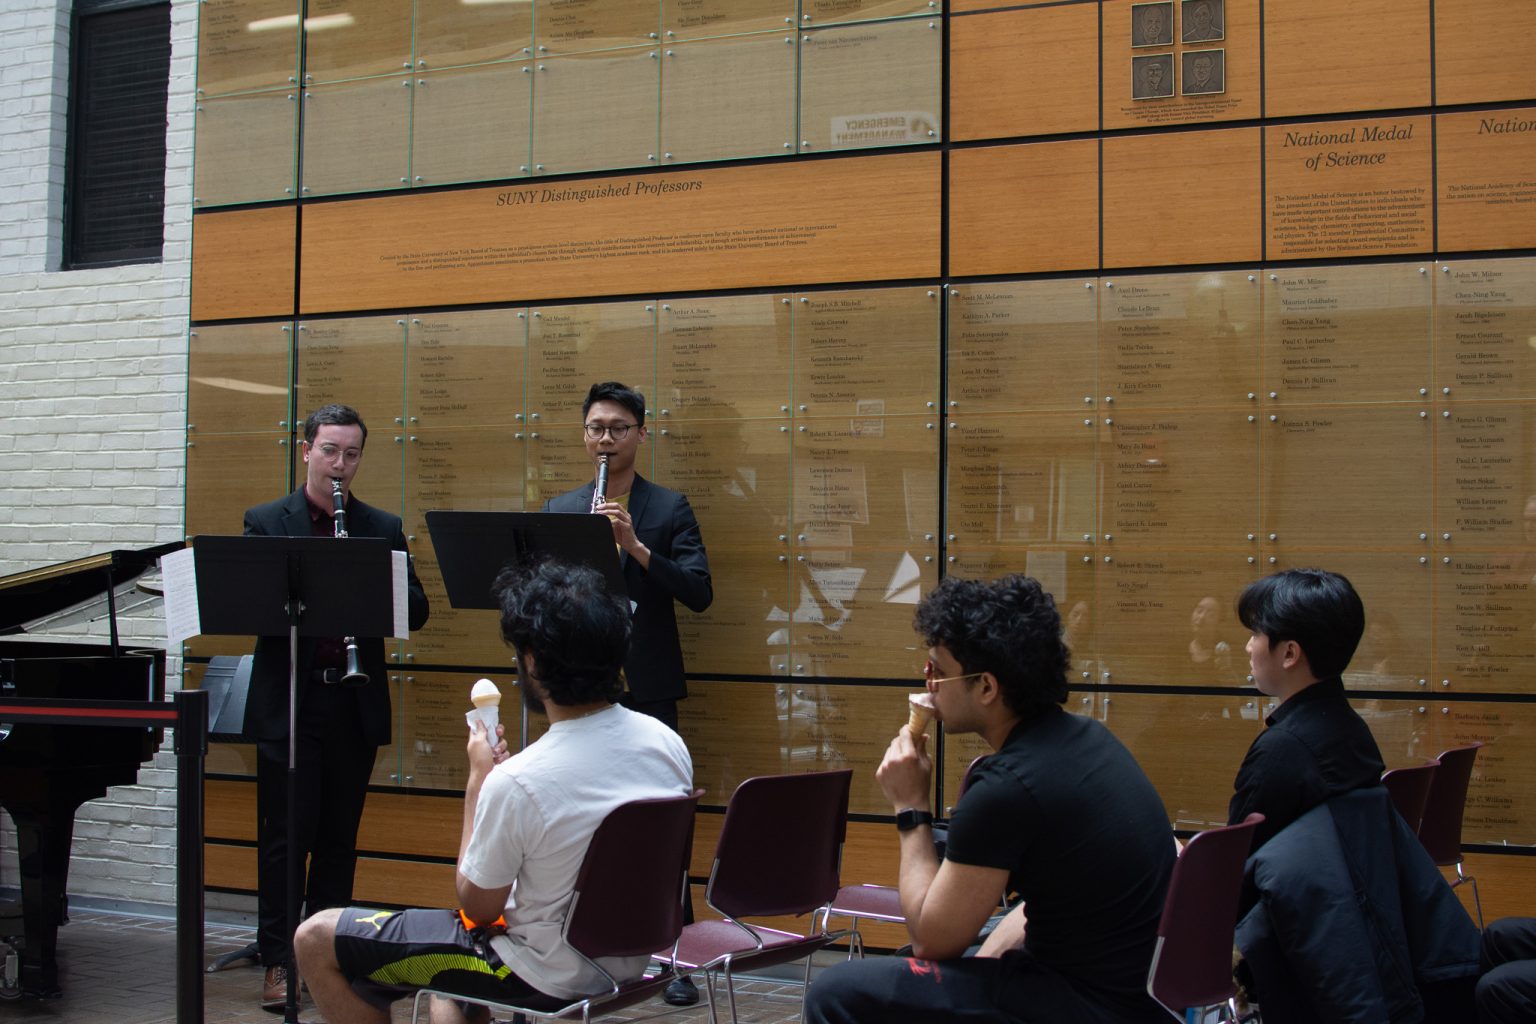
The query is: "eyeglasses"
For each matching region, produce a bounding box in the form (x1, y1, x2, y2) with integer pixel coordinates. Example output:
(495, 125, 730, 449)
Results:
(923, 660, 983, 686)
(311, 442, 363, 464)
(584, 422, 638, 440)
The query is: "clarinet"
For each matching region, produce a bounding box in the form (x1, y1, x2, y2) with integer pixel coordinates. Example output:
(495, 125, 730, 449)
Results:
(590, 453, 609, 513)
(331, 478, 370, 687)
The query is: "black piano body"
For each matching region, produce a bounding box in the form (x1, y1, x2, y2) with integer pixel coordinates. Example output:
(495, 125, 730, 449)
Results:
(0, 543, 179, 997)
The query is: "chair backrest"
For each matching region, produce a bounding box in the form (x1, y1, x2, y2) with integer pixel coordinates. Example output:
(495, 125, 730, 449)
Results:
(1380, 762, 1437, 835)
(564, 789, 702, 960)
(1417, 742, 1483, 866)
(706, 769, 852, 921)
(1147, 813, 1264, 1015)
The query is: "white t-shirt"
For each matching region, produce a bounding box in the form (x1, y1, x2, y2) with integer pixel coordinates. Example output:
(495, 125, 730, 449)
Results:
(458, 704, 692, 999)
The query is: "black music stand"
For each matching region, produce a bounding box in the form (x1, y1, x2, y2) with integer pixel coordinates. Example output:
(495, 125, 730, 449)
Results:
(425, 510, 625, 749)
(190, 534, 395, 1024)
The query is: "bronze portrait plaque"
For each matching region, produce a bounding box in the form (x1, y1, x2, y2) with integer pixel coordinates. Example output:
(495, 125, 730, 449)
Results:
(1131, 2, 1173, 47)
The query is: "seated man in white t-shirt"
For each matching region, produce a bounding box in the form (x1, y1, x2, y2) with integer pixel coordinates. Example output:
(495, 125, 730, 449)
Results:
(295, 559, 694, 1024)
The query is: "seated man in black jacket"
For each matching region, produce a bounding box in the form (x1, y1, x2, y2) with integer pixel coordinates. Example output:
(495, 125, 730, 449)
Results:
(1227, 568, 1383, 853)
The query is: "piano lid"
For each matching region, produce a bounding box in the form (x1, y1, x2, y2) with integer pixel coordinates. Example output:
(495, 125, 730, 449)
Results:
(0, 541, 184, 640)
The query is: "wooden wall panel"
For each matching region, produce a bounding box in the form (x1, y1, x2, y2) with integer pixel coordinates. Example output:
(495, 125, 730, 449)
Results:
(1264, 0, 1431, 118)
(1102, 127, 1261, 267)
(1434, 0, 1536, 106)
(1437, 109, 1536, 253)
(950, 4, 1099, 141)
(1264, 116, 1433, 260)
(299, 153, 940, 314)
(190, 205, 297, 321)
(948, 141, 1099, 275)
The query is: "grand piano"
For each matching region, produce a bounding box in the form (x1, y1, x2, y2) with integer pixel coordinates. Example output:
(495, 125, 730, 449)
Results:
(0, 541, 181, 998)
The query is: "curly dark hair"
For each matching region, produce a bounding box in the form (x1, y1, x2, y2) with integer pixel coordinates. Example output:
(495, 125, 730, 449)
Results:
(582, 381, 646, 426)
(1237, 568, 1364, 679)
(494, 559, 629, 706)
(913, 574, 1069, 716)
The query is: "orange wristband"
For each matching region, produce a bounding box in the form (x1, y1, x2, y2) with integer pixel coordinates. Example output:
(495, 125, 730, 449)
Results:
(458, 908, 506, 932)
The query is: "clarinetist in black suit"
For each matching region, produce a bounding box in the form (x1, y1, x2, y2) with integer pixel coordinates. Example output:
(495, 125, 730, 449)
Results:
(242, 403, 430, 1012)
(543, 382, 713, 733)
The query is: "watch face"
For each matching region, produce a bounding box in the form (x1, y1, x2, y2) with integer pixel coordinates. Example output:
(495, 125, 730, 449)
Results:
(896, 809, 933, 832)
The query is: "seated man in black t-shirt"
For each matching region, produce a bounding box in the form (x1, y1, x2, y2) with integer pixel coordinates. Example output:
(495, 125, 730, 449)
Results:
(1226, 568, 1384, 853)
(805, 575, 1176, 1024)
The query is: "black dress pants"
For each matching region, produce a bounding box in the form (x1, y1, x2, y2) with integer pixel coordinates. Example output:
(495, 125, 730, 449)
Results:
(256, 682, 376, 967)
(1478, 917, 1536, 1024)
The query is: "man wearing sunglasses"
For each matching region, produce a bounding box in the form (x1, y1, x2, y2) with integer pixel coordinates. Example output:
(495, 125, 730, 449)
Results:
(806, 574, 1175, 1024)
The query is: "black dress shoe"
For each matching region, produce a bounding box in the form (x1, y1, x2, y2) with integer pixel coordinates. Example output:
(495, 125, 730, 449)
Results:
(663, 975, 700, 1006)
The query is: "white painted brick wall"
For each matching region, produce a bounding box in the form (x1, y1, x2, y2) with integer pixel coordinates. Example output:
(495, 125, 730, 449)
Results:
(0, 0, 199, 911)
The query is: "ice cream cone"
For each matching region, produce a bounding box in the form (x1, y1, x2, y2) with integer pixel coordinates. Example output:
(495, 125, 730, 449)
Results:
(907, 692, 935, 737)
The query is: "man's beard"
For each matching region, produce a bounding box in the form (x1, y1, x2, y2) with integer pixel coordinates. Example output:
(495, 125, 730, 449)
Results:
(517, 654, 546, 716)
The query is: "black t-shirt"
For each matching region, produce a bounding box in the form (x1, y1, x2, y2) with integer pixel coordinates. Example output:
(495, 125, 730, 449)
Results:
(1227, 676, 1385, 852)
(945, 707, 1176, 1018)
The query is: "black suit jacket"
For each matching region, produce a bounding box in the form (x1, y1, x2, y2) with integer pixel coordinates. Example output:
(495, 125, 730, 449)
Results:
(242, 488, 429, 746)
(543, 475, 712, 703)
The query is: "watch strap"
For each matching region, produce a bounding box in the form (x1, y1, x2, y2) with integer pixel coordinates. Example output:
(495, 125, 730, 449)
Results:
(895, 809, 934, 832)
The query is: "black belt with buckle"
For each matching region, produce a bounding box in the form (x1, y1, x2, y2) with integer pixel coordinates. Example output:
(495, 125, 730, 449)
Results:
(309, 667, 343, 685)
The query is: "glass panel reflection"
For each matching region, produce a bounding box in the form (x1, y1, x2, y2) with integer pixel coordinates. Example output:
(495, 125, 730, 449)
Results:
(197, 0, 299, 96)
(792, 286, 939, 416)
(1262, 265, 1431, 405)
(404, 426, 531, 660)
(188, 322, 292, 433)
(682, 679, 919, 815)
(300, 76, 411, 196)
(1097, 692, 1264, 830)
(657, 294, 792, 420)
(295, 316, 407, 510)
(530, 48, 660, 174)
(947, 281, 1098, 414)
(945, 545, 1099, 682)
(410, 63, 532, 186)
(802, 0, 940, 26)
(526, 429, 592, 509)
(1101, 409, 1259, 547)
(1269, 552, 1431, 690)
(304, 0, 413, 83)
(653, 418, 791, 674)
(1436, 701, 1536, 845)
(1434, 259, 1536, 402)
(799, 18, 941, 153)
(531, 0, 661, 55)
(406, 310, 528, 428)
(194, 90, 297, 207)
(1433, 553, 1536, 694)
(660, 33, 795, 163)
(1095, 554, 1257, 688)
(414, 0, 533, 69)
(790, 416, 938, 678)
(1261, 405, 1430, 548)
(526, 301, 655, 422)
(1100, 272, 1259, 410)
(397, 670, 521, 789)
(662, 0, 795, 40)
(1435, 405, 1536, 550)
(186, 432, 291, 540)
(946, 413, 1096, 547)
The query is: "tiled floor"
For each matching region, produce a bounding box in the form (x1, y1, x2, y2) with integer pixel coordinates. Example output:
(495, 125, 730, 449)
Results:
(2, 909, 829, 1024)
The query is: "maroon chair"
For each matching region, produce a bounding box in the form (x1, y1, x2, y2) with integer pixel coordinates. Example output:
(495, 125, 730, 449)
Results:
(658, 769, 852, 1024)
(1146, 813, 1264, 1024)
(826, 754, 989, 960)
(1417, 741, 1484, 927)
(1380, 761, 1438, 835)
(409, 789, 702, 1024)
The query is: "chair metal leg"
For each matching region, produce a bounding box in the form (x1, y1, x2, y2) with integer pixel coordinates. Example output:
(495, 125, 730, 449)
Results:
(701, 967, 721, 1024)
(1452, 864, 1484, 928)
(800, 952, 817, 1021)
(723, 961, 740, 1024)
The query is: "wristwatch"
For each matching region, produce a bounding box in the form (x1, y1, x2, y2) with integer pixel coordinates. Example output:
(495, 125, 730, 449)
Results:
(895, 808, 934, 832)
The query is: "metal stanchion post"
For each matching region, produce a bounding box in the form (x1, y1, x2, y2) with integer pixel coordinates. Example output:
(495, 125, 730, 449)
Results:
(174, 688, 209, 1024)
